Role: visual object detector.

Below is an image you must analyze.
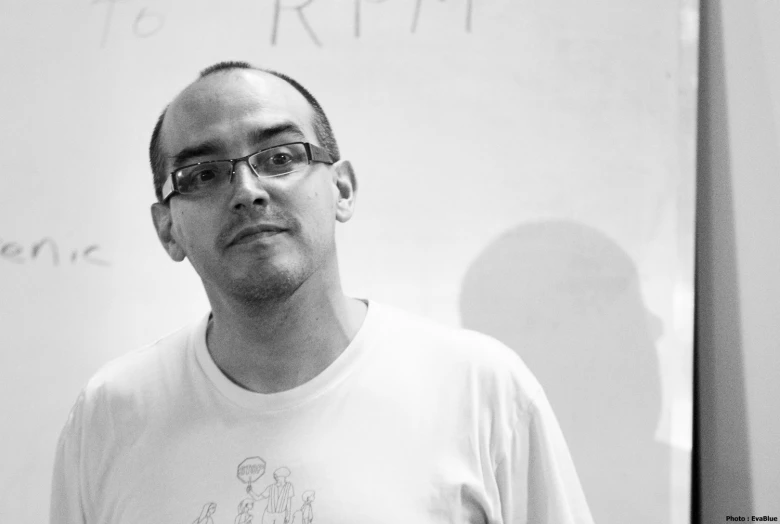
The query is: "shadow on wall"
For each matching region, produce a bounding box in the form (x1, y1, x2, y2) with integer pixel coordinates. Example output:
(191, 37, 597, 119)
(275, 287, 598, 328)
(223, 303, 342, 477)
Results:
(459, 220, 670, 524)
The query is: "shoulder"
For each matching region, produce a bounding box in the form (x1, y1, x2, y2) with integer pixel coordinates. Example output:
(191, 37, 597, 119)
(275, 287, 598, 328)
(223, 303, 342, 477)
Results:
(371, 301, 535, 371)
(369, 301, 543, 410)
(78, 315, 205, 414)
(56, 316, 206, 456)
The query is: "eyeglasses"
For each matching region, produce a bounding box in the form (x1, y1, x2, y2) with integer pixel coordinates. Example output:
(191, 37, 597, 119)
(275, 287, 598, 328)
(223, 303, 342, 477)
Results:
(161, 142, 334, 201)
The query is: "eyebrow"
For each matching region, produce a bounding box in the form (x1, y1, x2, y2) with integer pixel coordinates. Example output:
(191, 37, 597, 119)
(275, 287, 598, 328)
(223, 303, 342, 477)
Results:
(169, 122, 308, 169)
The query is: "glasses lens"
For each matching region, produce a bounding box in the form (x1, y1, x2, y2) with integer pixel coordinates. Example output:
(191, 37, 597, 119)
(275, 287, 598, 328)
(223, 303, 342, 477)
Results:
(249, 143, 309, 177)
(176, 162, 232, 194)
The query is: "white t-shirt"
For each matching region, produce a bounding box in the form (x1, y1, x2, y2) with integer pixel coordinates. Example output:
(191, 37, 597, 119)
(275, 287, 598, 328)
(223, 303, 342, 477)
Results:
(50, 301, 593, 524)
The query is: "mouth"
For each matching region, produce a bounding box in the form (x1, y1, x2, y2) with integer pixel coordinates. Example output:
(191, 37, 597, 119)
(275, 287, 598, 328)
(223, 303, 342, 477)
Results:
(229, 225, 287, 246)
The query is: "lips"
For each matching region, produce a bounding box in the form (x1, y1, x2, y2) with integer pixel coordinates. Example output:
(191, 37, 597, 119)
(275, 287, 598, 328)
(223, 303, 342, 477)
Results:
(229, 224, 286, 246)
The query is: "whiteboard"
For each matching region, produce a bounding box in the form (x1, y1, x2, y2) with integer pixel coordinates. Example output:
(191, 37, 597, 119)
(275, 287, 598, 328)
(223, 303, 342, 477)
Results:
(0, 0, 697, 522)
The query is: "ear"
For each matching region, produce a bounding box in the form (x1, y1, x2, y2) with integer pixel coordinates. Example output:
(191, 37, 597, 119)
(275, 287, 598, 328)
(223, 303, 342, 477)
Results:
(151, 203, 186, 262)
(332, 160, 357, 223)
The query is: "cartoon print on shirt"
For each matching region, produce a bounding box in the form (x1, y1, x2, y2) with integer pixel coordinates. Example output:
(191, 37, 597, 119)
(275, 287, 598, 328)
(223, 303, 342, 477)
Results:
(300, 491, 315, 524)
(190, 460, 313, 524)
(192, 502, 217, 524)
(234, 498, 255, 524)
(247, 467, 295, 524)
(289, 491, 315, 524)
(237, 456, 267, 492)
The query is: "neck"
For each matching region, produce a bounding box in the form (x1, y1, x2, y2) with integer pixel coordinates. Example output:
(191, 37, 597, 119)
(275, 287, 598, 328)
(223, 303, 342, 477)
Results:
(204, 269, 367, 394)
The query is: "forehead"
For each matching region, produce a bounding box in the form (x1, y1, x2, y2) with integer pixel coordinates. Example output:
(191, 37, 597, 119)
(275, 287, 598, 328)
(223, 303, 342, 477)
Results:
(161, 69, 316, 159)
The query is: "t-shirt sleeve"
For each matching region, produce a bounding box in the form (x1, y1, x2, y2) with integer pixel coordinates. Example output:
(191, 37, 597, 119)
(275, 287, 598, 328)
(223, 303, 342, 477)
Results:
(50, 392, 88, 524)
(495, 388, 594, 524)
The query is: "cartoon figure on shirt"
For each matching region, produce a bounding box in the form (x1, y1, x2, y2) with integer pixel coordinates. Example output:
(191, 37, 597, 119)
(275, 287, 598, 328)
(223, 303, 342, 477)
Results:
(192, 502, 217, 524)
(247, 466, 295, 524)
(234, 498, 255, 524)
(289, 491, 315, 524)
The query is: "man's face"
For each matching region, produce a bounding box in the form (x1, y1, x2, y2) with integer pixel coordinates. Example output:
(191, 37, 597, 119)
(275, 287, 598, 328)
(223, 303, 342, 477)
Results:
(153, 70, 354, 303)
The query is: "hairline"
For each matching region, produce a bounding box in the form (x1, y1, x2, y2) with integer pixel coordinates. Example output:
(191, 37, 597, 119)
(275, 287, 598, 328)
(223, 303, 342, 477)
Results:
(150, 65, 338, 203)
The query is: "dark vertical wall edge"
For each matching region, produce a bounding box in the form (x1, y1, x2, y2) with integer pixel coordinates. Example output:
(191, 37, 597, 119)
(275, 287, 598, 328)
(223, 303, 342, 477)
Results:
(692, 263, 700, 524)
(695, 0, 754, 519)
(693, 3, 707, 519)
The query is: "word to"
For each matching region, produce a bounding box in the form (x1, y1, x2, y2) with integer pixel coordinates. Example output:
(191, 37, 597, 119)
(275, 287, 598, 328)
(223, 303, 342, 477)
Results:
(0, 237, 110, 266)
(93, 0, 474, 47)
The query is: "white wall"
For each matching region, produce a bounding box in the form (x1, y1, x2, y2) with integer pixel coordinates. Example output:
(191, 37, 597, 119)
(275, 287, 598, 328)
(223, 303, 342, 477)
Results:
(698, 0, 780, 519)
(0, 1, 694, 522)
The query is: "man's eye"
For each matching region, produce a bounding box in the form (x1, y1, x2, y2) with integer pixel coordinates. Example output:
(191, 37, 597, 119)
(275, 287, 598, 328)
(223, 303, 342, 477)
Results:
(197, 169, 218, 182)
(250, 145, 305, 176)
(183, 167, 222, 192)
(270, 153, 292, 166)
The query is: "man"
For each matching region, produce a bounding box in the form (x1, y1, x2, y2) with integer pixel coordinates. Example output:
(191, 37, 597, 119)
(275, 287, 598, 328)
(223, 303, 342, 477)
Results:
(248, 467, 295, 523)
(50, 61, 594, 523)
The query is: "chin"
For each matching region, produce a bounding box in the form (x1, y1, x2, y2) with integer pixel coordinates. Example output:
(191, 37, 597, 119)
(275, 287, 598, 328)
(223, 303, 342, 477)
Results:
(223, 263, 308, 303)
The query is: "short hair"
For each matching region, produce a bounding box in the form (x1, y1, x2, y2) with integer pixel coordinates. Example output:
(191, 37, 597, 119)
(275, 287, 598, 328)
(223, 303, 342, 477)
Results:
(273, 466, 291, 477)
(149, 61, 341, 203)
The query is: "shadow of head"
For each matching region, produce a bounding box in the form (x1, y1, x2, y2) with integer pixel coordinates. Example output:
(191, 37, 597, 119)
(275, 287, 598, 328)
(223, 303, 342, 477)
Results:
(459, 220, 668, 521)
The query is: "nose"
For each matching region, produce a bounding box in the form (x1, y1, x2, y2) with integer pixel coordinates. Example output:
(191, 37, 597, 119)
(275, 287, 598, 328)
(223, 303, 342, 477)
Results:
(228, 159, 270, 211)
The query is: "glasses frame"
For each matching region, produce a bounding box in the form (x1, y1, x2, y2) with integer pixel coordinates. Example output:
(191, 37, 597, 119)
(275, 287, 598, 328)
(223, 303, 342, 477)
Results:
(161, 141, 334, 202)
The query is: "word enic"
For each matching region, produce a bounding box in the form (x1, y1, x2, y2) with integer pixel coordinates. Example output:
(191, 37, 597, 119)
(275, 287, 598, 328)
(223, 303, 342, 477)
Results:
(0, 237, 109, 267)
